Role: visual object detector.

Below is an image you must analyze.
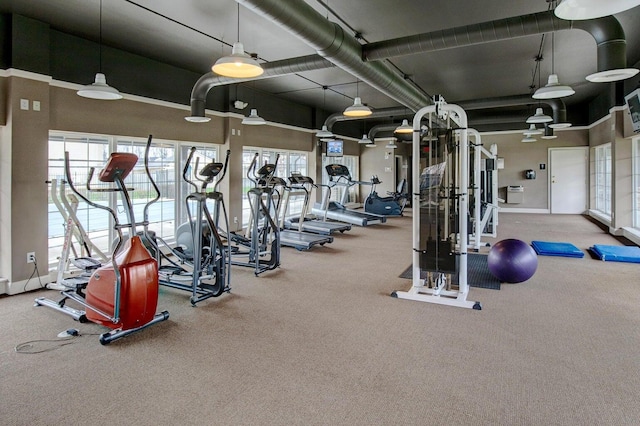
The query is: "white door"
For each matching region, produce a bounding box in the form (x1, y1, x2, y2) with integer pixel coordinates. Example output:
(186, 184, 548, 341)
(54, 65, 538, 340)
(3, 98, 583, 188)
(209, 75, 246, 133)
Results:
(549, 147, 588, 214)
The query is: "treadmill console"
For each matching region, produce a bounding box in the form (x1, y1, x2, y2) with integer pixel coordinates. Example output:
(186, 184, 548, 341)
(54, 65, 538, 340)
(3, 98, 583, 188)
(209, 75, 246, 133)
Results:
(325, 164, 350, 178)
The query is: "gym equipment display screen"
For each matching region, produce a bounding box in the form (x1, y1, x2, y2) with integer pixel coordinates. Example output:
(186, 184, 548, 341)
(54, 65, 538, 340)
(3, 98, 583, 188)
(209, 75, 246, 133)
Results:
(326, 139, 344, 157)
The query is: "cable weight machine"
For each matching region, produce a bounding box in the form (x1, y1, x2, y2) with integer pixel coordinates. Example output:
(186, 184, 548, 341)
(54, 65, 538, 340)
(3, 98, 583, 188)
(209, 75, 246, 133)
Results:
(391, 103, 481, 310)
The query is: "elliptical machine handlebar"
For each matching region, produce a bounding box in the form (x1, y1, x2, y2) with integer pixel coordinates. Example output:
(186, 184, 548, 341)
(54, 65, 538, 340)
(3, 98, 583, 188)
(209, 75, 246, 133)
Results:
(183, 147, 199, 192)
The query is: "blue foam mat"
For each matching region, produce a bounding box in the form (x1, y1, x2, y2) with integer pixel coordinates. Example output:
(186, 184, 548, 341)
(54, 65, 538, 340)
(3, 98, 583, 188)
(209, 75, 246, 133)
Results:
(589, 244, 640, 263)
(531, 241, 584, 258)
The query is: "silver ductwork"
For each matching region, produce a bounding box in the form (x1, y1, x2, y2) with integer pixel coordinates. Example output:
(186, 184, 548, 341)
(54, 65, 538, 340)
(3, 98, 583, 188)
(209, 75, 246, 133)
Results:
(188, 55, 334, 118)
(459, 95, 568, 126)
(189, 3, 628, 126)
(367, 124, 400, 141)
(363, 10, 633, 78)
(237, 0, 432, 111)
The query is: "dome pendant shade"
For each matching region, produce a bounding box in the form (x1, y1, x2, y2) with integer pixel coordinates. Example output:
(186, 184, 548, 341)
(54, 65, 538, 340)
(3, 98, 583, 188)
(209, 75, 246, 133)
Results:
(394, 119, 413, 134)
(358, 134, 372, 144)
(526, 108, 553, 124)
(212, 42, 264, 78)
(316, 125, 334, 138)
(533, 74, 575, 99)
(586, 68, 639, 83)
(554, 0, 640, 20)
(523, 124, 543, 135)
(344, 97, 372, 117)
(242, 108, 266, 125)
(77, 73, 123, 100)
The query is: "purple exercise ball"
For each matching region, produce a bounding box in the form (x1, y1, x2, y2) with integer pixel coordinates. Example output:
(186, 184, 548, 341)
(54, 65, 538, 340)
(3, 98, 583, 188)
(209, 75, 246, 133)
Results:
(487, 239, 538, 283)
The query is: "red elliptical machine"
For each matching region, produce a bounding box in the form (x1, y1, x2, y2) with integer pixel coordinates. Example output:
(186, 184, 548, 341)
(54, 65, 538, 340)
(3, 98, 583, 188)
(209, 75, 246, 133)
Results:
(35, 139, 169, 344)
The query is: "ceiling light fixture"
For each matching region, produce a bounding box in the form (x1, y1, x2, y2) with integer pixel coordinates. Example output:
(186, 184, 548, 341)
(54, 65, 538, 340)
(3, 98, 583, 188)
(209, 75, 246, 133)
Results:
(358, 134, 372, 144)
(385, 140, 398, 149)
(212, 4, 263, 78)
(523, 124, 543, 135)
(185, 116, 212, 123)
(316, 125, 334, 138)
(527, 107, 553, 124)
(549, 121, 572, 129)
(316, 86, 334, 138)
(554, 0, 640, 20)
(533, 32, 575, 99)
(521, 136, 537, 143)
(586, 68, 639, 83)
(242, 108, 266, 125)
(394, 119, 413, 134)
(77, 0, 122, 100)
(344, 80, 372, 117)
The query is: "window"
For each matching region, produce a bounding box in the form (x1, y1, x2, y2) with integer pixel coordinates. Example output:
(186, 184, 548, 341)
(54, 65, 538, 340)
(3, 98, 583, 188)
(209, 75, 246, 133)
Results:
(241, 147, 308, 226)
(321, 154, 359, 204)
(117, 138, 177, 241)
(633, 138, 640, 229)
(48, 134, 111, 265)
(178, 144, 218, 226)
(48, 132, 218, 267)
(594, 143, 612, 216)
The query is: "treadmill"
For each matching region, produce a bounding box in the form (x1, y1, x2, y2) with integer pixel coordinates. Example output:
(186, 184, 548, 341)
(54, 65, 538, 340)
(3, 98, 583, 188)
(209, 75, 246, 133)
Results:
(284, 173, 351, 235)
(311, 164, 387, 227)
(268, 176, 334, 251)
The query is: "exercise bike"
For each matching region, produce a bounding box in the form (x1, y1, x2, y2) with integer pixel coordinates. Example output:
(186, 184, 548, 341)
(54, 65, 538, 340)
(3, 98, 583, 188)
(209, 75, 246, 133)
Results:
(35, 148, 169, 344)
(364, 176, 407, 216)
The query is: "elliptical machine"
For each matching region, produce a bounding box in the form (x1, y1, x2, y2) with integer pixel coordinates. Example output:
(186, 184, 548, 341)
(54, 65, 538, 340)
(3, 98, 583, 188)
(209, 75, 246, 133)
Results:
(35, 142, 169, 344)
(364, 176, 406, 216)
(148, 144, 231, 305)
(226, 152, 280, 276)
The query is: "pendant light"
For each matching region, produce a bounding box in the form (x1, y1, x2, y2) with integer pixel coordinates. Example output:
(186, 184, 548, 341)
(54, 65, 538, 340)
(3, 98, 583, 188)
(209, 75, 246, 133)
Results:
(242, 108, 265, 125)
(77, 0, 122, 100)
(527, 107, 553, 124)
(394, 119, 413, 134)
(365, 142, 377, 148)
(523, 124, 543, 136)
(533, 32, 575, 99)
(521, 136, 537, 143)
(212, 4, 263, 78)
(385, 140, 398, 149)
(555, 0, 640, 20)
(358, 134, 372, 144)
(549, 121, 572, 129)
(344, 80, 372, 117)
(316, 86, 334, 138)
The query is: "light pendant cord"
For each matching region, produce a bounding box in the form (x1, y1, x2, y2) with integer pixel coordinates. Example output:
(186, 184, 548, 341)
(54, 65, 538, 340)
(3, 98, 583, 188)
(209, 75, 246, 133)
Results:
(99, 0, 103, 72)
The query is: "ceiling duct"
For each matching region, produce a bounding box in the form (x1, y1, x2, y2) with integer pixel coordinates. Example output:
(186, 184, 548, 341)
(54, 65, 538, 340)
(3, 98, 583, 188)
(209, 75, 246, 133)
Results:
(367, 124, 400, 141)
(363, 10, 634, 80)
(188, 54, 334, 119)
(237, 0, 432, 111)
(458, 95, 568, 125)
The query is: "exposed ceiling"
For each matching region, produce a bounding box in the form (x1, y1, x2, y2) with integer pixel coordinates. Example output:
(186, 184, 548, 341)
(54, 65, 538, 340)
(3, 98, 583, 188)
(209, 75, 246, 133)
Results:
(2, 0, 640, 130)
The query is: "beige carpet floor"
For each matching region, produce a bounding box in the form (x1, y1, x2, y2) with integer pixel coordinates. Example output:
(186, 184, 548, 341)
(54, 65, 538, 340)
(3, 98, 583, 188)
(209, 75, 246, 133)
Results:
(1, 211, 639, 425)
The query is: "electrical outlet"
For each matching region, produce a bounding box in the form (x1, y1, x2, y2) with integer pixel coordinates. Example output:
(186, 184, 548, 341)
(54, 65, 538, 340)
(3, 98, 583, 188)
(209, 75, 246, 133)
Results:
(27, 252, 36, 263)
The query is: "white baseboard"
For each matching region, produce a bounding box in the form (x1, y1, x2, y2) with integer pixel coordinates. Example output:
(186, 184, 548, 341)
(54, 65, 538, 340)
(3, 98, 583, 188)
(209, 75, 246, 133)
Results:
(3, 273, 54, 295)
(498, 208, 550, 214)
(620, 228, 640, 246)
